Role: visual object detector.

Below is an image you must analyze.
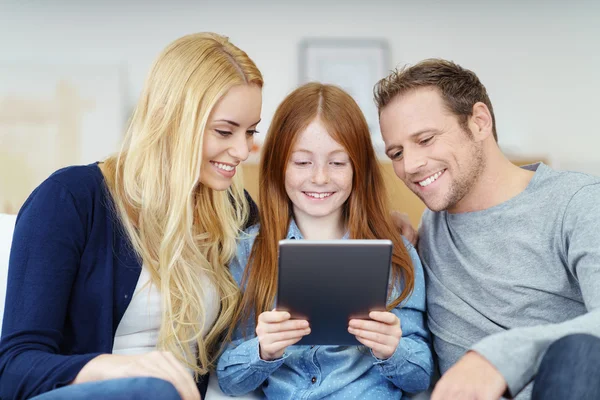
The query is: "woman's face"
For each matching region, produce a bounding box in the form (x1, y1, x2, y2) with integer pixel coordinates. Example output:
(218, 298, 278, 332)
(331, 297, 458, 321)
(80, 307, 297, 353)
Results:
(200, 84, 262, 191)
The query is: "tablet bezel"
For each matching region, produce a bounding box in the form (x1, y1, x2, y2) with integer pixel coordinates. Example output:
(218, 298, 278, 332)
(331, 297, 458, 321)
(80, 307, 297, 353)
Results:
(275, 239, 393, 346)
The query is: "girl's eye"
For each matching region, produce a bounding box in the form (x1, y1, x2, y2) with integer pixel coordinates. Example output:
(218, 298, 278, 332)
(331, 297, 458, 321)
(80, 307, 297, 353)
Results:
(294, 161, 310, 166)
(246, 129, 259, 137)
(331, 162, 347, 166)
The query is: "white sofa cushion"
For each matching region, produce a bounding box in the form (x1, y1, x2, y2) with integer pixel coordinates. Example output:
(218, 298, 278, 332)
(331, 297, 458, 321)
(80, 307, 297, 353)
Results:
(0, 213, 17, 333)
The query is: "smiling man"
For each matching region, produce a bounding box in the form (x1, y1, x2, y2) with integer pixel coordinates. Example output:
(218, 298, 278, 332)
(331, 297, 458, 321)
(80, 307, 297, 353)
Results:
(375, 59, 600, 400)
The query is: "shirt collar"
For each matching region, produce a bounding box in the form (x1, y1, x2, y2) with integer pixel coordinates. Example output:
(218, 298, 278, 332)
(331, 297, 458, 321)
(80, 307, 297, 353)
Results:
(286, 219, 304, 240)
(286, 218, 350, 240)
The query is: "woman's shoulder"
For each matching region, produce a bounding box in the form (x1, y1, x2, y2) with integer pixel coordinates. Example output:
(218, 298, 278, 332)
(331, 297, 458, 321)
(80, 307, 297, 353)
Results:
(35, 163, 106, 202)
(20, 163, 109, 220)
(47, 163, 104, 191)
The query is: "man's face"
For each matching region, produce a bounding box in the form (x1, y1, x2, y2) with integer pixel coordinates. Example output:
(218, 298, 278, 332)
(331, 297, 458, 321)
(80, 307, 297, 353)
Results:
(379, 87, 484, 212)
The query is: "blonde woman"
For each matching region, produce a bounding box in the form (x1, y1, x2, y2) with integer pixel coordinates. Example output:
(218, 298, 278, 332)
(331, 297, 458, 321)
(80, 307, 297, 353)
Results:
(0, 33, 262, 400)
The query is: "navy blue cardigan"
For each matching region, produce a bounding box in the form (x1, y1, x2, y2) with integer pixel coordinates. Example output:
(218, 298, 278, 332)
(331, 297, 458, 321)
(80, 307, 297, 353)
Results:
(0, 164, 257, 400)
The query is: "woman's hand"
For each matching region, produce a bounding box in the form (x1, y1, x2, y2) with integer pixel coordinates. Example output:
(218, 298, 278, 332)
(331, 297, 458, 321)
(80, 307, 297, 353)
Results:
(74, 351, 201, 400)
(348, 311, 402, 360)
(256, 310, 311, 361)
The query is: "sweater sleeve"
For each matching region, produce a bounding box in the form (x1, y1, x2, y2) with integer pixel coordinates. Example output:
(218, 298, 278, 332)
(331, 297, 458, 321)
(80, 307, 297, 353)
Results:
(471, 183, 600, 397)
(0, 178, 103, 400)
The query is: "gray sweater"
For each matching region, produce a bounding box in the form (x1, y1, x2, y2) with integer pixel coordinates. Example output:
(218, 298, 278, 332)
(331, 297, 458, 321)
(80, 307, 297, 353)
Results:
(418, 163, 600, 399)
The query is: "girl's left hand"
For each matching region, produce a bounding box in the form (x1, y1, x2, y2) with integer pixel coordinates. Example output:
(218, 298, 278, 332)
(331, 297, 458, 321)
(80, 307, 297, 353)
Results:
(348, 311, 402, 360)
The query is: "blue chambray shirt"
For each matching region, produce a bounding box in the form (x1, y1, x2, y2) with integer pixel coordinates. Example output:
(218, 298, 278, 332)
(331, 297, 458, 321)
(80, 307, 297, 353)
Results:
(217, 220, 433, 399)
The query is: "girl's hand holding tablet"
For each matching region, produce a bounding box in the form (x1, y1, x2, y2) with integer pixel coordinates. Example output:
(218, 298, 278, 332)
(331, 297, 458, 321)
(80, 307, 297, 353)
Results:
(256, 310, 311, 361)
(348, 311, 402, 360)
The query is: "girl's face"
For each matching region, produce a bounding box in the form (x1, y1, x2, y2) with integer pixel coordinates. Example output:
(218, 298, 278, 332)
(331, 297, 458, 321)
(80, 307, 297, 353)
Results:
(200, 84, 262, 191)
(285, 118, 353, 224)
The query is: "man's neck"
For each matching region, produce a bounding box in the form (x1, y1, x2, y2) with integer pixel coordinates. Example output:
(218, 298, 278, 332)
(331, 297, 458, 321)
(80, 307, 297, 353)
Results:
(449, 147, 536, 214)
(294, 210, 346, 240)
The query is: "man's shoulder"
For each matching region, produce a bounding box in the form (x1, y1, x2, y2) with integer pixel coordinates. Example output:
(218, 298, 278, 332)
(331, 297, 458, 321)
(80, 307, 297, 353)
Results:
(417, 208, 447, 253)
(418, 208, 445, 233)
(536, 164, 600, 196)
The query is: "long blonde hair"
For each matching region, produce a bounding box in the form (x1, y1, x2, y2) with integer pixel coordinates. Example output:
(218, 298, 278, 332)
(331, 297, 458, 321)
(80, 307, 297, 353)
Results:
(102, 32, 263, 376)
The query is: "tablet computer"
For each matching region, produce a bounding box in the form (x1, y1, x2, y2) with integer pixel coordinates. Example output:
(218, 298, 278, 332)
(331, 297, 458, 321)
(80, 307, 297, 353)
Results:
(276, 239, 392, 346)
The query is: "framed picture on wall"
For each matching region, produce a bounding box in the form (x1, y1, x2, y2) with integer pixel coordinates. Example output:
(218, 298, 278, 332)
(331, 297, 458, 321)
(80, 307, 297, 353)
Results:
(299, 38, 390, 155)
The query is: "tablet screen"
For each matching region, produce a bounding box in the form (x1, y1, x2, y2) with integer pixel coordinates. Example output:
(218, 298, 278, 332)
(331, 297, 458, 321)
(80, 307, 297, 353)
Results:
(276, 239, 392, 346)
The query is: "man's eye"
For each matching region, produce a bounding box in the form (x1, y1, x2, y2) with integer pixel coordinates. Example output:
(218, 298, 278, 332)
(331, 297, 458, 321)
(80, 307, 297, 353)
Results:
(215, 129, 232, 137)
(390, 150, 403, 160)
(420, 136, 433, 145)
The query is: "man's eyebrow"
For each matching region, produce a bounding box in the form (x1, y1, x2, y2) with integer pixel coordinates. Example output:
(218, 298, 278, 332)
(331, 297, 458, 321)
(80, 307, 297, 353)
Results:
(385, 129, 438, 153)
(408, 128, 438, 138)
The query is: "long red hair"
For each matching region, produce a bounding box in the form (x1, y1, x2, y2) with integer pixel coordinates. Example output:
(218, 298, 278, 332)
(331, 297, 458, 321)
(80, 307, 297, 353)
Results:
(235, 83, 414, 327)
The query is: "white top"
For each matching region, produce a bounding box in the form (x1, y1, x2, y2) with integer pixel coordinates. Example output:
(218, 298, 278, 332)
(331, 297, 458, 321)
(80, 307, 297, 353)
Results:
(112, 265, 219, 357)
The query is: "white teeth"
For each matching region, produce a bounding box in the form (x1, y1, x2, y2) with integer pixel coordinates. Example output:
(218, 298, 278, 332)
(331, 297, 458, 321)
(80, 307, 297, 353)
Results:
(213, 162, 234, 171)
(305, 192, 333, 199)
(419, 171, 443, 187)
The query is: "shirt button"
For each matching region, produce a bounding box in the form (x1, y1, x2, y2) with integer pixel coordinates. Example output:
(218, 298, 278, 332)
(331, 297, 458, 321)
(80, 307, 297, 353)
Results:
(311, 376, 317, 384)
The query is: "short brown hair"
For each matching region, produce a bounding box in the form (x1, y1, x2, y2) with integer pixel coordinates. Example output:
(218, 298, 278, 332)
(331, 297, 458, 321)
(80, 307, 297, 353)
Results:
(374, 59, 497, 142)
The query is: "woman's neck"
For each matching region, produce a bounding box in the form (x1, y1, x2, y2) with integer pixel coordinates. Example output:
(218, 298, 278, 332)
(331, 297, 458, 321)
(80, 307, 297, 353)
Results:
(293, 209, 346, 240)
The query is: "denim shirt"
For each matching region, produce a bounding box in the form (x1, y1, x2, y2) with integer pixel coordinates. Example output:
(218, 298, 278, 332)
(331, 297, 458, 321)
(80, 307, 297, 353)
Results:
(217, 220, 433, 399)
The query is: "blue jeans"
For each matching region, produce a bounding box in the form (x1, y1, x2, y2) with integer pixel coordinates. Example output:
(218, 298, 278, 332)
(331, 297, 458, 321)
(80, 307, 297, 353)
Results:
(31, 377, 181, 400)
(532, 334, 600, 400)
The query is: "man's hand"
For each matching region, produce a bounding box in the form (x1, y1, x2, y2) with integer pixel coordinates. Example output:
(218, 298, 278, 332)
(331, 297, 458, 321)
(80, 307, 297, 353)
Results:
(391, 211, 418, 247)
(348, 311, 402, 360)
(431, 351, 507, 400)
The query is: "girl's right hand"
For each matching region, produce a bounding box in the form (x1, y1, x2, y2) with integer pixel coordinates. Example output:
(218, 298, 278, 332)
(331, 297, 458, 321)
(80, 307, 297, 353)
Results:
(74, 351, 201, 400)
(256, 310, 311, 361)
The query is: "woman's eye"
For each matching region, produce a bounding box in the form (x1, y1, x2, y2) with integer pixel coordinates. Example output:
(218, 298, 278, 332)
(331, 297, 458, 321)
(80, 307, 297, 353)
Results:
(331, 161, 347, 166)
(215, 129, 232, 137)
(246, 129, 259, 137)
(294, 161, 310, 166)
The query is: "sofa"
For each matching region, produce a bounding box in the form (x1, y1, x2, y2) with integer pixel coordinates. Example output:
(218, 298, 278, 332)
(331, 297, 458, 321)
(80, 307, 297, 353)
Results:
(0, 213, 430, 399)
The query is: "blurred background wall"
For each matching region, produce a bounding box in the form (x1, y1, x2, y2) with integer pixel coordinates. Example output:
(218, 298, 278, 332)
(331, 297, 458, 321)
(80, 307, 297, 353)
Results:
(1, 0, 599, 218)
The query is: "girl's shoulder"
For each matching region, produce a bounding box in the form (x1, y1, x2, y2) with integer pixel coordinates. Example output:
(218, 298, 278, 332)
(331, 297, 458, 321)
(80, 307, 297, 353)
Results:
(242, 223, 260, 237)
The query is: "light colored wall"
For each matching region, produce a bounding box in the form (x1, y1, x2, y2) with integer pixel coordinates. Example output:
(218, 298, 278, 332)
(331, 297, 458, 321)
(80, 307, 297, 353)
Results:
(1, 0, 599, 174)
